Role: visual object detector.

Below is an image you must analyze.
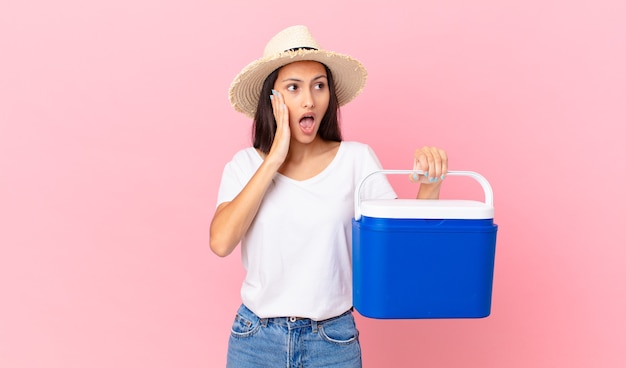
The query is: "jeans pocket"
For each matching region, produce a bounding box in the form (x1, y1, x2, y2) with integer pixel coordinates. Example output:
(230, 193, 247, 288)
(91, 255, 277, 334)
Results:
(230, 311, 261, 338)
(319, 313, 359, 345)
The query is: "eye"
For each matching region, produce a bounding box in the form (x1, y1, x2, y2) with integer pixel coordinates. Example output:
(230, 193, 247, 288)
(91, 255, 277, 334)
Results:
(287, 84, 298, 92)
(314, 82, 326, 90)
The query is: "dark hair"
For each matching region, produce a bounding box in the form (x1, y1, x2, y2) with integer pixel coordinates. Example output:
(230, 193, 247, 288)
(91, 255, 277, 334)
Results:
(252, 63, 342, 153)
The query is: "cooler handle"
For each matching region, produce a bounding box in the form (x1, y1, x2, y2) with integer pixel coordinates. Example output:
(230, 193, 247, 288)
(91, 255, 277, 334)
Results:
(354, 170, 494, 221)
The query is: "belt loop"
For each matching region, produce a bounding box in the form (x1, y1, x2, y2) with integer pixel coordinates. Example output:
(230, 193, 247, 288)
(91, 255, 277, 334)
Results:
(311, 319, 318, 333)
(260, 318, 268, 328)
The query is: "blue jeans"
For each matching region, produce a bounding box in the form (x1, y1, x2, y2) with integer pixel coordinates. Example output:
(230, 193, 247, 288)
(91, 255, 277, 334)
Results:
(226, 304, 362, 368)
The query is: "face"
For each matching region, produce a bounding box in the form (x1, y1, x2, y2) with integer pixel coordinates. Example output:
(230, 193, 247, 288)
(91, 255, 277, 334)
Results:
(274, 60, 330, 143)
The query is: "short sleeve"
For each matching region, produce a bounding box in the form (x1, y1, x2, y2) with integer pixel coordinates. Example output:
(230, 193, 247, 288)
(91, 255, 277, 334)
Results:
(357, 144, 397, 201)
(215, 148, 261, 207)
(216, 161, 242, 207)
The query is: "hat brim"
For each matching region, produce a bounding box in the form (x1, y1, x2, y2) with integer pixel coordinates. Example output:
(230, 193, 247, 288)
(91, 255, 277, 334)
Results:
(229, 49, 367, 119)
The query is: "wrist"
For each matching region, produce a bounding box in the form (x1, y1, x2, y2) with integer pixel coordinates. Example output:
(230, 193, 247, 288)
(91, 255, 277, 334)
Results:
(262, 152, 285, 171)
(417, 182, 442, 199)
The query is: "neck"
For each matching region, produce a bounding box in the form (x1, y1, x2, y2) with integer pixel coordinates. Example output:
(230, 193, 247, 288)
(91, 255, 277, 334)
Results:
(284, 136, 324, 163)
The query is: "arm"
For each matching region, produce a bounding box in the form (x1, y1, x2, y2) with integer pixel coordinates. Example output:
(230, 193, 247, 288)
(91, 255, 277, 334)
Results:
(209, 156, 282, 257)
(209, 90, 290, 257)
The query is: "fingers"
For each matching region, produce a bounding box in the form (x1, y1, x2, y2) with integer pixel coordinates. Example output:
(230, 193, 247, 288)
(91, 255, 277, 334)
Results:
(270, 89, 288, 127)
(268, 89, 291, 162)
(433, 147, 447, 180)
(408, 171, 420, 183)
(413, 146, 448, 184)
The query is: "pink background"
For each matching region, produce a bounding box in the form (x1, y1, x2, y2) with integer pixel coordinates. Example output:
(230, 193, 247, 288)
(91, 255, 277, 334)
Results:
(1, 0, 625, 367)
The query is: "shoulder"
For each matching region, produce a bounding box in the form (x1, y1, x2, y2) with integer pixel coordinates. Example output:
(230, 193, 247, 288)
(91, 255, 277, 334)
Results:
(230, 146, 258, 159)
(340, 141, 375, 155)
(339, 141, 382, 163)
(338, 141, 386, 173)
(227, 147, 262, 165)
(332, 141, 384, 174)
(222, 147, 263, 177)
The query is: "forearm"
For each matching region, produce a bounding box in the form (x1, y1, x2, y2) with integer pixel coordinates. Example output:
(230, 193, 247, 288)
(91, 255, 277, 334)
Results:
(209, 157, 282, 257)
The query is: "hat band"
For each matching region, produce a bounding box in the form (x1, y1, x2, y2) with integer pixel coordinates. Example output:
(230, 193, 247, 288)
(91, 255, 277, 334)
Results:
(284, 46, 318, 52)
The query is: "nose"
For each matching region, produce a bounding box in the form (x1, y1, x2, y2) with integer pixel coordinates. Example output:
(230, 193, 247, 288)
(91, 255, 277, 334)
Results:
(302, 89, 315, 108)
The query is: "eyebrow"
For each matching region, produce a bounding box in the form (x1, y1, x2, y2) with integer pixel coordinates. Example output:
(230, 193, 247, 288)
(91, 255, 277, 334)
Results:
(280, 75, 328, 83)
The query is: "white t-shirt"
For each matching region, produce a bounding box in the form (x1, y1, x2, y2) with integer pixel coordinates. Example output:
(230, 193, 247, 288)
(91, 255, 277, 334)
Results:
(216, 141, 396, 320)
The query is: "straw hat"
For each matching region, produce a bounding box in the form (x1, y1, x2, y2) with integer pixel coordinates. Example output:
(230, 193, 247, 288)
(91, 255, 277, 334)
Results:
(229, 25, 368, 118)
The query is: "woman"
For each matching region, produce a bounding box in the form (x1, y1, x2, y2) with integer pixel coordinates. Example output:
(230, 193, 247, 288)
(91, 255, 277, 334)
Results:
(210, 25, 447, 368)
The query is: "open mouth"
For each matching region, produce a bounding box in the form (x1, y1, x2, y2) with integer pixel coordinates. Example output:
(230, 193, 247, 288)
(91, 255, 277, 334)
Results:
(299, 114, 315, 133)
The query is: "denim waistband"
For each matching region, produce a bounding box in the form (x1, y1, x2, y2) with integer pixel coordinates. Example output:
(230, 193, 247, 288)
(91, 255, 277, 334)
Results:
(239, 304, 353, 331)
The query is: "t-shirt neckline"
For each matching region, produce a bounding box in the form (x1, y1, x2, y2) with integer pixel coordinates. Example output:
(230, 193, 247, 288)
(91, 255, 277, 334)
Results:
(252, 141, 345, 184)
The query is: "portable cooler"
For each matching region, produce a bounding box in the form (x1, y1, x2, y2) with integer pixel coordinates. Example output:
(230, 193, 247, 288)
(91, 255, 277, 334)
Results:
(352, 170, 498, 319)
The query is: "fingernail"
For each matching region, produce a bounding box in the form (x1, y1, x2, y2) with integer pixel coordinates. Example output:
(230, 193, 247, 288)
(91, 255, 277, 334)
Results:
(281, 103, 286, 108)
(412, 173, 418, 181)
(429, 177, 435, 183)
(440, 175, 446, 180)
(270, 95, 274, 100)
(271, 89, 277, 95)
(424, 171, 429, 178)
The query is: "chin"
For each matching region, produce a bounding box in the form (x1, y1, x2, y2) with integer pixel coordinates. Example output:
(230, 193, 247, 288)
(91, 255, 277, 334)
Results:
(295, 133, 319, 145)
